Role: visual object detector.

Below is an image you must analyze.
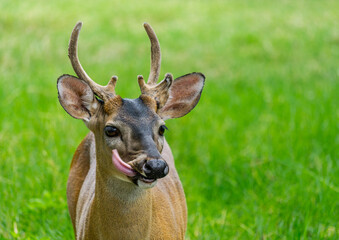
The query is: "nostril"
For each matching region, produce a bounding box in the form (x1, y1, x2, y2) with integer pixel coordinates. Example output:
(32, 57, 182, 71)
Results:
(143, 162, 152, 175)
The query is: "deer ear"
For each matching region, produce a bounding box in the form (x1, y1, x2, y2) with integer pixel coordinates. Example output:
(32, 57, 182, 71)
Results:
(158, 72, 205, 120)
(57, 74, 98, 122)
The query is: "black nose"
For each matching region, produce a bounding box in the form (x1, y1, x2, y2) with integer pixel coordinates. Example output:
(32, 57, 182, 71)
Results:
(142, 159, 169, 179)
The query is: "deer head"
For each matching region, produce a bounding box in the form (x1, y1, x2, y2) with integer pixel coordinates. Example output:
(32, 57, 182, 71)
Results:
(57, 22, 205, 189)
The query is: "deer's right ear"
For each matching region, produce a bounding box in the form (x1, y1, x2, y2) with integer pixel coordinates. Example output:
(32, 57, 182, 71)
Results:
(57, 74, 98, 122)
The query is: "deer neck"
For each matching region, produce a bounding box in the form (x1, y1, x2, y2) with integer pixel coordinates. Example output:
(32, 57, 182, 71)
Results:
(89, 139, 153, 238)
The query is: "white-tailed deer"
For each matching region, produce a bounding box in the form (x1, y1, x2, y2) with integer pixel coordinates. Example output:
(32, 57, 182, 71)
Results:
(57, 22, 205, 240)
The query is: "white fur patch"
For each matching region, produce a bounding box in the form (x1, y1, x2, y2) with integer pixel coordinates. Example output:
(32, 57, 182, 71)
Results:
(137, 179, 158, 189)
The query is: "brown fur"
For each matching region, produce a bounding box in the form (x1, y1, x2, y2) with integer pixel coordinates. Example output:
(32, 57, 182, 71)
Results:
(104, 95, 123, 114)
(67, 133, 93, 233)
(139, 94, 158, 112)
(67, 133, 187, 240)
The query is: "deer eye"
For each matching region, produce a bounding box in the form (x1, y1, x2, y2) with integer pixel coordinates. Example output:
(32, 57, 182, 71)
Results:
(104, 126, 120, 137)
(158, 125, 168, 136)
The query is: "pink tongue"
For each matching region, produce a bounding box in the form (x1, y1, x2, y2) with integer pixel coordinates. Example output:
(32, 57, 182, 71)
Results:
(112, 149, 137, 177)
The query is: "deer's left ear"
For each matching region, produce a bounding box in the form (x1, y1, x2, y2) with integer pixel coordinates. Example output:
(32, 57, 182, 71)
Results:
(158, 72, 205, 120)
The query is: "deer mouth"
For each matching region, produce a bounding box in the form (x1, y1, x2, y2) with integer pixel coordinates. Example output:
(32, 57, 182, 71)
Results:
(136, 173, 157, 184)
(112, 149, 137, 177)
(112, 149, 157, 185)
(112, 150, 157, 186)
(134, 173, 158, 188)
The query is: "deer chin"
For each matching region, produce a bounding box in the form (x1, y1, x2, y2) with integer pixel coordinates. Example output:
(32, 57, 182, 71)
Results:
(137, 178, 158, 189)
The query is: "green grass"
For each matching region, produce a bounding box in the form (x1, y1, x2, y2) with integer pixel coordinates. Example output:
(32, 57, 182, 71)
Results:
(0, 0, 338, 239)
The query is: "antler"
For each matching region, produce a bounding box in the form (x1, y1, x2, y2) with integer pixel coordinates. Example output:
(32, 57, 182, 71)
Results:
(68, 21, 117, 101)
(138, 23, 173, 108)
(143, 23, 161, 85)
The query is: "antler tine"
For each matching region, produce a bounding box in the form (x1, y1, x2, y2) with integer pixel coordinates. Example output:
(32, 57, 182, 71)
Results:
(144, 23, 161, 85)
(68, 22, 116, 100)
(138, 73, 173, 109)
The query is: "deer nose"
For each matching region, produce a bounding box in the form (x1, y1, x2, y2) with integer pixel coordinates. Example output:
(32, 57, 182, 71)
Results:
(142, 159, 169, 179)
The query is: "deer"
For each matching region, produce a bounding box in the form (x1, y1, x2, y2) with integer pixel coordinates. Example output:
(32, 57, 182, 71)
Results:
(57, 21, 205, 240)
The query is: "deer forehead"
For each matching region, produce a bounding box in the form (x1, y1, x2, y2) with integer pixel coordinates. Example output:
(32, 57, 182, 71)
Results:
(105, 97, 161, 130)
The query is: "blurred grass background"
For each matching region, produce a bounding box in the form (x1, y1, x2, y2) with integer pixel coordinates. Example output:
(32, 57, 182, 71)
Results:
(0, 0, 338, 239)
